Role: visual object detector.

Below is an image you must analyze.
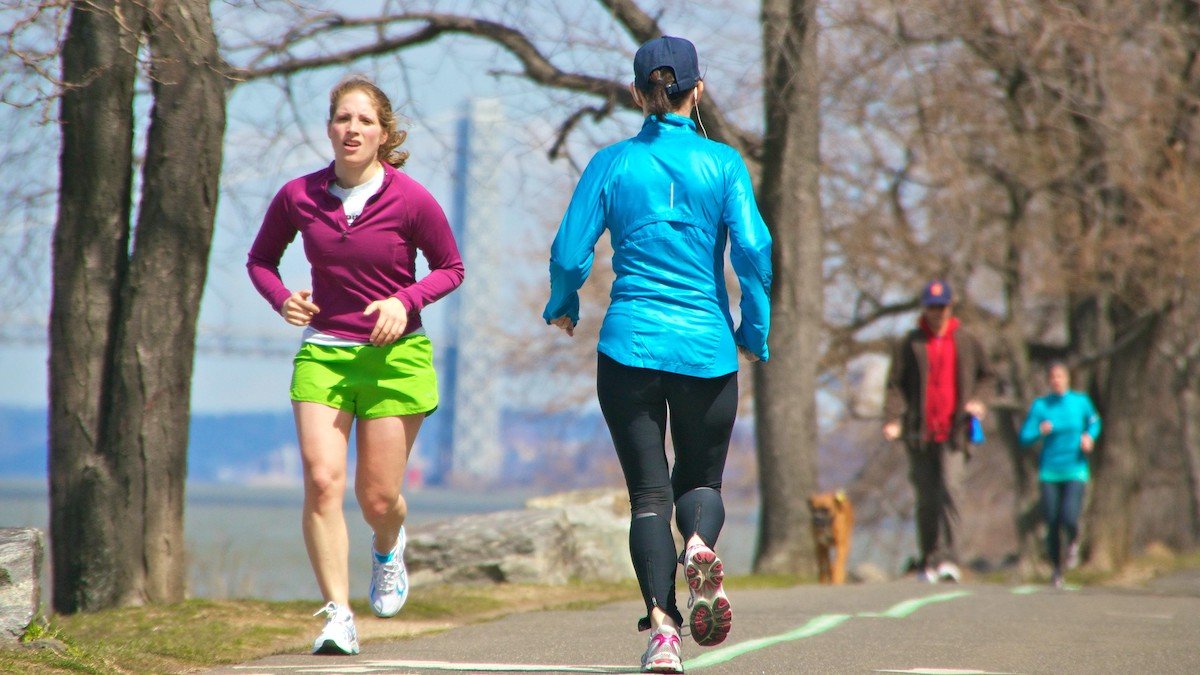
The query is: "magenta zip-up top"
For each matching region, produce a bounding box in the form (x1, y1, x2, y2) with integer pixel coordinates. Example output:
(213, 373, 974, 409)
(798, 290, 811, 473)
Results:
(247, 161, 464, 341)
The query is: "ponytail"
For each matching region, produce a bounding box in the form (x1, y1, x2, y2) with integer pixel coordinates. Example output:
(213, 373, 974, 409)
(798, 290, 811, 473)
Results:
(640, 68, 691, 118)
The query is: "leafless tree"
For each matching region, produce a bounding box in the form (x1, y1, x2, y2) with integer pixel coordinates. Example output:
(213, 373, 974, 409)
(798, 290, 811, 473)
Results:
(48, 0, 225, 611)
(823, 0, 1200, 572)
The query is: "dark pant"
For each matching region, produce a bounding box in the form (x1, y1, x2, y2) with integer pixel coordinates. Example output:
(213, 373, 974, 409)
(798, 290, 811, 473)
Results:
(1040, 480, 1085, 572)
(906, 440, 966, 568)
(596, 353, 737, 628)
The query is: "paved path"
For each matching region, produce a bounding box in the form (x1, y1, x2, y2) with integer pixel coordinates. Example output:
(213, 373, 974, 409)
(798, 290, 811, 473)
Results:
(217, 575, 1200, 674)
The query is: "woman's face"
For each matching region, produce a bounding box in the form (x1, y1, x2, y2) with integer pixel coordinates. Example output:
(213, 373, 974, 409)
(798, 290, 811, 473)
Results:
(1048, 364, 1070, 395)
(327, 89, 386, 168)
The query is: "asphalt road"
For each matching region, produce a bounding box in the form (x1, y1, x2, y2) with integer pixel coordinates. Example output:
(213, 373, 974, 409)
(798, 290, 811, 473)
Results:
(217, 573, 1200, 674)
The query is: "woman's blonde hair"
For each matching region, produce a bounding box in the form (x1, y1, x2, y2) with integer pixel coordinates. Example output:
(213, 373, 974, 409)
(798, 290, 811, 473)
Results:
(328, 76, 409, 168)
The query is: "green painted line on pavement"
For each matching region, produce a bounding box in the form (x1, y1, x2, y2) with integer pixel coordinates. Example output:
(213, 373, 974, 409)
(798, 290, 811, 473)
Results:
(685, 590, 973, 670)
(1011, 585, 1041, 595)
(857, 590, 972, 618)
(318, 660, 634, 673)
(683, 613, 852, 670)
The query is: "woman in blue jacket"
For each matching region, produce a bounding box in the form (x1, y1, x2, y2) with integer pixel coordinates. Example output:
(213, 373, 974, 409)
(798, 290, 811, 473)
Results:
(544, 36, 772, 674)
(1019, 362, 1102, 588)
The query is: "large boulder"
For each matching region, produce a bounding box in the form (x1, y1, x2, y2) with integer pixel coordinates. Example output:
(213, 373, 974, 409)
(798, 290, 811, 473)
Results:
(0, 527, 43, 642)
(406, 488, 634, 585)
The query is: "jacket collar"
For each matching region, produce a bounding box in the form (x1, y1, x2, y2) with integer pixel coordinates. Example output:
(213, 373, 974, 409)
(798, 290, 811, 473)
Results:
(318, 160, 396, 191)
(639, 113, 698, 135)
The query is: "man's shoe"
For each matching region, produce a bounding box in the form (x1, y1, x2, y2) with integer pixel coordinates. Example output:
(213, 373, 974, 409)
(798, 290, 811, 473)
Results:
(369, 526, 409, 618)
(312, 602, 359, 655)
(684, 543, 731, 646)
(641, 624, 683, 673)
(916, 566, 939, 584)
(936, 561, 961, 583)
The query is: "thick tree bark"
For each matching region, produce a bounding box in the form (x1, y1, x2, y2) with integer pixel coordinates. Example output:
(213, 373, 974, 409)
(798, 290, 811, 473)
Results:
(112, 0, 226, 603)
(1178, 369, 1200, 543)
(1085, 311, 1158, 571)
(50, 0, 147, 615)
(752, 0, 822, 575)
(49, 0, 226, 611)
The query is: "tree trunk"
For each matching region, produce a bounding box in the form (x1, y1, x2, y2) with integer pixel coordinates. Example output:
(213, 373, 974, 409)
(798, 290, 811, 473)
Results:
(50, 0, 147, 615)
(1084, 308, 1158, 572)
(995, 181, 1044, 576)
(752, 0, 822, 575)
(48, 0, 226, 612)
(996, 407, 1044, 576)
(1178, 366, 1200, 544)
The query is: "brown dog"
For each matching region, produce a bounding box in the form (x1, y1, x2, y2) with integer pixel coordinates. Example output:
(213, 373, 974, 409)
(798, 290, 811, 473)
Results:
(809, 490, 854, 584)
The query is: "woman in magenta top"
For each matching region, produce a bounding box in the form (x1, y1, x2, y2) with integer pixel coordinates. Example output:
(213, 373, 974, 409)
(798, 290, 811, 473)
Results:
(247, 76, 463, 656)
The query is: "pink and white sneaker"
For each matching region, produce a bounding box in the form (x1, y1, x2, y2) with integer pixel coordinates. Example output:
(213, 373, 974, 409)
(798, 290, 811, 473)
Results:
(684, 543, 731, 646)
(641, 624, 683, 673)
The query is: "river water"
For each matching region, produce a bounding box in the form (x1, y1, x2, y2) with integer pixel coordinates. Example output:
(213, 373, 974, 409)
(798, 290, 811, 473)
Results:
(1, 479, 769, 602)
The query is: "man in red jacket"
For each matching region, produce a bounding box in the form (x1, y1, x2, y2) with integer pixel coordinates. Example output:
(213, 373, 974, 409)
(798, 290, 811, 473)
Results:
(883, 279, 995, 583)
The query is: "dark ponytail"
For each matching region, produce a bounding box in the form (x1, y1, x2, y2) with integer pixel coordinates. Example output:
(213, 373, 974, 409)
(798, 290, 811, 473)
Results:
(641, 67, 691, 118)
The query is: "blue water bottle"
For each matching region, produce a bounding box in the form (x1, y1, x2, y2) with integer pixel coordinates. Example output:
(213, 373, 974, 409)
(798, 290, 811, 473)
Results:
(969, 415, 985, 444)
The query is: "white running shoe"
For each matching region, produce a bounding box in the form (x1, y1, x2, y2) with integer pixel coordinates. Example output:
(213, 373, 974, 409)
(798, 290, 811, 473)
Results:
(370, 526, 409, 618)
(916, 566, 939, 584)
(684, 543, 731, 646)
(641, 624, 683, 673)
(936, 561, 962, 583)
(311, 602, 359, 655)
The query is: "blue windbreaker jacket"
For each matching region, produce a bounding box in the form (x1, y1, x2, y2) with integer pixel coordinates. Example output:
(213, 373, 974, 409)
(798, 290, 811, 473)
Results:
(1018, 390, 1102, 482)
(543, 113, 772, 378)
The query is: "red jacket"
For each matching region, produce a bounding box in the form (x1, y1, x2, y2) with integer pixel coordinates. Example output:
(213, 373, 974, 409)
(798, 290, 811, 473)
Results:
(884, 320, 995, 450)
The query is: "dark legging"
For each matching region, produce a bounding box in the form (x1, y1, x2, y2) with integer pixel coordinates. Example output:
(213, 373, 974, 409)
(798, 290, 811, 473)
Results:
(1041, 480, 1085, 572)
(596, 353, 737, 629)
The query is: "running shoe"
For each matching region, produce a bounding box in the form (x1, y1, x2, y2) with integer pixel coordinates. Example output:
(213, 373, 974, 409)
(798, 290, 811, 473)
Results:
(1050, 571, 1065, 589)
(641, 624, 683, 673)
(312, 601, 359, 655)
(916, 566, 939, 584)
(936, 561, 961, 583)
(684, 543, 731, 646)
(370, 526, 409, 618)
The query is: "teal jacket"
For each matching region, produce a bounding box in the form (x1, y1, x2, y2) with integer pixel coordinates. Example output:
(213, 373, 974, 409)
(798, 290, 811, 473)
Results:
(1019, 391, 1102, 482)
(543, 114, 772, 377)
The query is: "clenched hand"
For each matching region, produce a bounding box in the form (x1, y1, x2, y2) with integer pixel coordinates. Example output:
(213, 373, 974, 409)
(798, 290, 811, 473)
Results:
(280, 290, 319, 326)
(364, 297, 409, 346)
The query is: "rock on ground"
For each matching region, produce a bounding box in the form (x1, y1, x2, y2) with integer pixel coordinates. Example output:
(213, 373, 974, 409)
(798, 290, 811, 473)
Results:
(406, 489, 633, 586)
(0, 527, 43, 642)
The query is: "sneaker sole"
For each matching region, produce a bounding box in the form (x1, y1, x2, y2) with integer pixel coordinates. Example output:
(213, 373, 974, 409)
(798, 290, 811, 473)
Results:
(312, 639, 359, 656)
(370, 590, 406, 618)
(686, 548, 731, 646)
(643, 659, 683, 674)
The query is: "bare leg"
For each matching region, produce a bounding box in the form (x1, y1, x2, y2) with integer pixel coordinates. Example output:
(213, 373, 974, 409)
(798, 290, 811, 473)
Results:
(294, 401, 354, 606)
(355, 413, 424, 553)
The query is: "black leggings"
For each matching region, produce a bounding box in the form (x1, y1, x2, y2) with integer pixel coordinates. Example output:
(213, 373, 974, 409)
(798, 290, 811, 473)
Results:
(596, 353, 738, 628)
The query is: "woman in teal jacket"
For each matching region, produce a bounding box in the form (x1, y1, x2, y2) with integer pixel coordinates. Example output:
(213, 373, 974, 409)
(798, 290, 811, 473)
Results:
(544, 36, 771, 674)
(1019, 362, 1102, 588)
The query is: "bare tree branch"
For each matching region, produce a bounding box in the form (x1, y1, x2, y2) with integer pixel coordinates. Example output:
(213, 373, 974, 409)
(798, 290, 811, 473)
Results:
(548, 98, 616, 169)
(596, 0, 664, 45)
(230, 13, 631, 101)
(226, 6, 762, 166)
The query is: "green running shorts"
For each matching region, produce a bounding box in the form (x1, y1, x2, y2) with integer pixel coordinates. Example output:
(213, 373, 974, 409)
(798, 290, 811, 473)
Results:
(290, 334, 439, 418)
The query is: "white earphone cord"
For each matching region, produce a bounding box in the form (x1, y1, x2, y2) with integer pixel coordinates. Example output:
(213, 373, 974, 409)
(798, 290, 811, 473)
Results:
(694, 95, 709, 139)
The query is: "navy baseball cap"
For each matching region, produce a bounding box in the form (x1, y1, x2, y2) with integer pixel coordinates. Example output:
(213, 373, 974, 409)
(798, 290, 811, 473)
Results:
(921, 279, 953, 306)
(633, 36, 700, 95)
